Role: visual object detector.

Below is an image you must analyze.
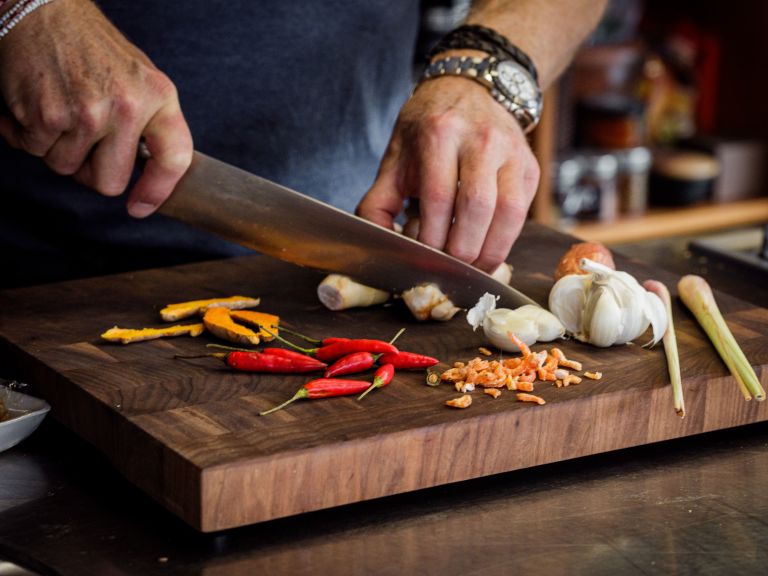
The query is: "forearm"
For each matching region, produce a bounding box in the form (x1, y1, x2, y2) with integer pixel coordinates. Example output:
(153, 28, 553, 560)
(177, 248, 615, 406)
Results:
(464, 0, 608, 88)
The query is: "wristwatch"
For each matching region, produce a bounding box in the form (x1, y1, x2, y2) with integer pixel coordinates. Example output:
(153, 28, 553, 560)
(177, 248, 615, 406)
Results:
(421, 55, 543, 133)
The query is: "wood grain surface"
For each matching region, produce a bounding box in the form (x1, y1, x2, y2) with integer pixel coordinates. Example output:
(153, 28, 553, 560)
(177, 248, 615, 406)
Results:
(1, 223, 766, 531)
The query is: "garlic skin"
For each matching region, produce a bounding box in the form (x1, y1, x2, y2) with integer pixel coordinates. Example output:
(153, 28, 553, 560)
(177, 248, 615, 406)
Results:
(548, 258, 667, 348)
(467, 293, 565, 352)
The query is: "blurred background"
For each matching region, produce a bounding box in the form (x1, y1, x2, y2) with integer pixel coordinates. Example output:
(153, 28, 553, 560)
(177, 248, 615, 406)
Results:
(420, 0, 768, 289)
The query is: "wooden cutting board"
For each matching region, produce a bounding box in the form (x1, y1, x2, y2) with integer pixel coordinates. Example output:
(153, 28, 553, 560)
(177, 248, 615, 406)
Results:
(1, 224, 766, 532)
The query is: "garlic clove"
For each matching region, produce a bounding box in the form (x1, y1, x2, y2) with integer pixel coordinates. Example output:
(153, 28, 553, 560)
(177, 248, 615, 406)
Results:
(467, 293, 498, 331)
(484, 310, 538, 351)
(642, 291, 668, 347)
(548, 273, 590, 335)
(585, 285, 623, 347)
(514, 304, 565, 341)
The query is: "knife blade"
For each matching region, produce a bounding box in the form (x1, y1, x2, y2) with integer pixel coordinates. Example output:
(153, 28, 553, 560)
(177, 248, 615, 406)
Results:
(158, 152, 538, 309)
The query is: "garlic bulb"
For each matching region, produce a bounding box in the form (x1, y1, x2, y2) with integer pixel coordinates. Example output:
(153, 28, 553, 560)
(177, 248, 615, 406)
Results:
(467, 293, 565, 352)
(548, 258, 667, 348)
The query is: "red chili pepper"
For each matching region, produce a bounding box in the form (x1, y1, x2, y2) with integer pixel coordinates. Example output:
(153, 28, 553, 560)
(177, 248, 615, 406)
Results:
(377, 351, 439, 370)
(261, 347, 318, 362)
(259, 326, 395, 361)
(259, 377, 372, 415)
(357, 363, 396, 401)
(224, 351, 326, 373)
(321, 337, 350, 346)
(314, 340, 397, 362)
(324, 351, 377, 378)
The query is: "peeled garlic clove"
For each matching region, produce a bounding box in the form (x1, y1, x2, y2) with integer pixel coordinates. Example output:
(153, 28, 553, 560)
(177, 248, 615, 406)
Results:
(318, 274, 390, 311)
(516, 305, 566, 341)
(467, 293, 498, 330)
(484, 311, 538, 351)
(490, 263, 513, 285)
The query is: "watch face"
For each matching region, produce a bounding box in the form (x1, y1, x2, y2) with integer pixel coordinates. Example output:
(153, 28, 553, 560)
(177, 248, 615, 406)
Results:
(495, 60, 537, 104)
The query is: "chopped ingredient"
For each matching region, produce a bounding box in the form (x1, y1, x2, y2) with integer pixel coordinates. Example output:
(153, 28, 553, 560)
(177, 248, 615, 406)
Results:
(101, 323, 204, 344)
(559, 359, 582, 371)
(478, 347, 493, 356)
(584, 371, 602, 380)
(426, 371, 441, 386)
(401, 283, 460, 321)
(159, 295, 261, 322)
(516, 393, 546, 405)
(562, 374, 582, 386)
(445, 395, 473, 409)
(484, 388, 501, 399)
(229, 310, 280, 341)
(203, 307, 262, 346)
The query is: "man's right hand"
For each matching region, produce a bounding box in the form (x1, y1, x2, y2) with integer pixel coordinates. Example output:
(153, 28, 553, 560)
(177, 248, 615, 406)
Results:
(0, 0, 192, 217)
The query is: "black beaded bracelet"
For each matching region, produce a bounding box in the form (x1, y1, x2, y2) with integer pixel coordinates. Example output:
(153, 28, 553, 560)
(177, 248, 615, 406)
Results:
(428, 24, 539, 83)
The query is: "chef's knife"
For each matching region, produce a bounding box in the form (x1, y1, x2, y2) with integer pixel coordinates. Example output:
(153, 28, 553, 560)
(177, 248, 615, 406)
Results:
(158, 152, 538, 309)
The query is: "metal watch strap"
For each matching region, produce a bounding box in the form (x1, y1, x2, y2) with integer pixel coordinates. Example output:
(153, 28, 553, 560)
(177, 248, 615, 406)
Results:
(421, 55, 542, 133)
(428, 24, 539, 82)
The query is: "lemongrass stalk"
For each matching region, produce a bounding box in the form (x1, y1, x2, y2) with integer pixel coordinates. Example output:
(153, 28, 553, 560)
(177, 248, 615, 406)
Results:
(643, 280, 685, 417)
(678, 275, 765, 401)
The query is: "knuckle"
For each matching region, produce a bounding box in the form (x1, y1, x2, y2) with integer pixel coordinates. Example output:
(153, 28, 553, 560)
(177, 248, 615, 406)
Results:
(423, 110, 462, 139)
(74, 102, 105, 135)
(449, 245, 480, 263)
(38, 106, 70, 133)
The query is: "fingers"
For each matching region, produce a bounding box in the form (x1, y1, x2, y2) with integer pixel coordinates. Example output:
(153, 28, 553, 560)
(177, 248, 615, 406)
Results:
(356, 151, 404, 230)
(412, 119, 460, 250)
(471, 160, 539, 272)
(124, 100, 193, 217)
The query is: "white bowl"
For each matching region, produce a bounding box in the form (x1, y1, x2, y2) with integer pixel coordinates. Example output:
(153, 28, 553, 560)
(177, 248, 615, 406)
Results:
(0, 387, 51, 453)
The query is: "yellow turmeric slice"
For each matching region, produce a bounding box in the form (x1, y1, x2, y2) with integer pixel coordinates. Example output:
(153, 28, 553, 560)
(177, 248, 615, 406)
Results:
(160, 295, 261, 322)
(101, 323, 204, 344)
(203, 307, 261, 346)
(229, 310, 280, 341)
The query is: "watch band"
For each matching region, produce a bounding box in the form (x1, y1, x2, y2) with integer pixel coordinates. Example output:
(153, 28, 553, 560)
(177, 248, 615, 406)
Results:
(421, 55, 542, 133)
(428, 24, 539, 83)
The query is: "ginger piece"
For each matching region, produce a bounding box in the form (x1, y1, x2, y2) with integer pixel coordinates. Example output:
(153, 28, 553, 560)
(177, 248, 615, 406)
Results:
(203, 308, 261, 346)
(160, 295, 261, 322)
(101, 323, 204, 344)
(317, 274, 390, 311)
(229, 310, 280, 341)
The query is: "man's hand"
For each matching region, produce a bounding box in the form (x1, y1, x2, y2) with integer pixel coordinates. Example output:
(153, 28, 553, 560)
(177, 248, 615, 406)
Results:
(0, 0, 192, 217)
(356, 75, 540, 273)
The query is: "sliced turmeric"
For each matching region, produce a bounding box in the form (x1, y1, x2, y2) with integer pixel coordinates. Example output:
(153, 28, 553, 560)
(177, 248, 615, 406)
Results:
(203, 307, 263, 346)
(160, 295, 261, 322)
(229, 310, 280, 341)
(101, 323, 204, 344)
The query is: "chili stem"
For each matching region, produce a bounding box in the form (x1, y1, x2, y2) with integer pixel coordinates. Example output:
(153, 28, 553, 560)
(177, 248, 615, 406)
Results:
(258, 326, 315, 355)
(259, 388, 309, 416)
(389, 327, 405, 345)
(276, 326, 323, 345)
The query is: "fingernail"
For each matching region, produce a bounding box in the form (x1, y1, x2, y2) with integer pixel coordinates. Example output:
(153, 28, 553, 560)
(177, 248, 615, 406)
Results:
(127, 201, 158, 218)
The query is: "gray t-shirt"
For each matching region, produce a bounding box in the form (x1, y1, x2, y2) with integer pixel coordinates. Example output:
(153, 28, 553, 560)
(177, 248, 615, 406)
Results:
(0, 1, 419, 287)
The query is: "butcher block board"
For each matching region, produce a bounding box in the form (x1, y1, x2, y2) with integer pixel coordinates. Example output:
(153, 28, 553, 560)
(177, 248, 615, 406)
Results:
(1, 224, 767, 532)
